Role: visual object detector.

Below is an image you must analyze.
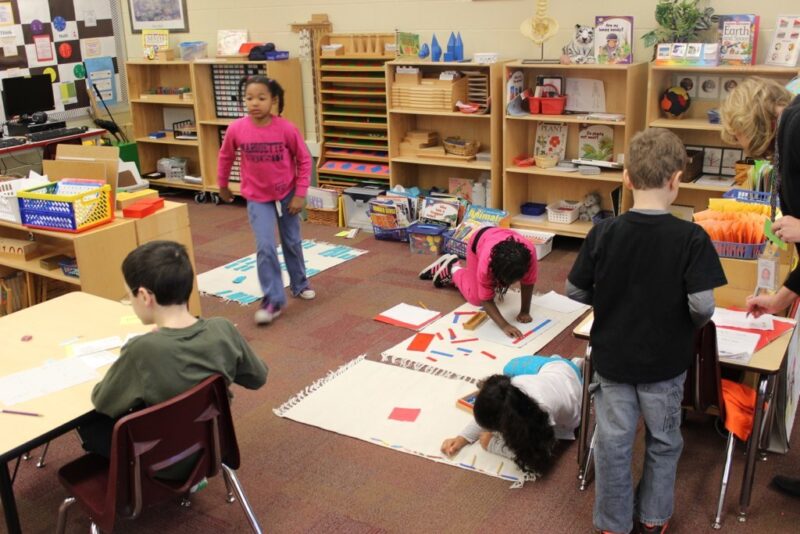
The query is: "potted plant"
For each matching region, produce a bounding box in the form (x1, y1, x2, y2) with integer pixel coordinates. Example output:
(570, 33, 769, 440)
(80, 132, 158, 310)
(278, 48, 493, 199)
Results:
(642, 0, 717, 49)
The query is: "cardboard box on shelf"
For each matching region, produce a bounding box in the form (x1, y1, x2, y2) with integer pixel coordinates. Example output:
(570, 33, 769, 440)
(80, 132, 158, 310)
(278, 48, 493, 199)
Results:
(0, 237, 39, 260)
(43, 144, 120, 204)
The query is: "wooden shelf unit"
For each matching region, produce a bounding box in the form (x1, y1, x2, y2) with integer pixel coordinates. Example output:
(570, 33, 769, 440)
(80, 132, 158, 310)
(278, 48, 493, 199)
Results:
(316, 33, 395, 189)
(646, 64, 800, 212)
(126, 59, 304, 203)
(502, 62, 647, 238)
(386, 60, 506, 208)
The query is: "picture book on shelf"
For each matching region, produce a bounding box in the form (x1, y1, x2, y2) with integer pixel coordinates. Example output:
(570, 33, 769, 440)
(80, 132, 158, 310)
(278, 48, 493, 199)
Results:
(369, 197, 412, 230)
(595, 16, 633, 64)
(448, 177, 474, 203)
(765, 14, 800, 66)
(534, 123, 568, 162)
(718, 14, 760, 65)
(419, 197, 461, 228)
(578, 125, 614, 162)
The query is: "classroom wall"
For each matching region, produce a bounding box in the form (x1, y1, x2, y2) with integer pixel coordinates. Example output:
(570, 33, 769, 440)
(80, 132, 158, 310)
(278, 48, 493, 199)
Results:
(119, 0, 794, 143)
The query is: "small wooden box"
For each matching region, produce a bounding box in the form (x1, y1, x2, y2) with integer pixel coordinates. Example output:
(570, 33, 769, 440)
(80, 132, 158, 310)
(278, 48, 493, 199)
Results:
(0, 237, 39, 260)
(391, 76, 467, 111)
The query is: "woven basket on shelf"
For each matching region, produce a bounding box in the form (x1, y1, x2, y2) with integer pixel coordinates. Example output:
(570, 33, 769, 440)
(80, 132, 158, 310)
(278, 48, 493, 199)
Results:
(307, 207, 339, 226)
(443, 137, 480, 157)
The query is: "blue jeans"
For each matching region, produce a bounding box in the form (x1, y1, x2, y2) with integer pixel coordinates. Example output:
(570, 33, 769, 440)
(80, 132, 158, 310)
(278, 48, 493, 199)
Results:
(591, 371, 687, 533)
(246, 193, 309, 308)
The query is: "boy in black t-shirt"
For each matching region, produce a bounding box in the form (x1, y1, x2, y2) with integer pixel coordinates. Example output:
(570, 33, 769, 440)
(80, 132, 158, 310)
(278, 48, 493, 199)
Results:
(567, 128, 727, 534)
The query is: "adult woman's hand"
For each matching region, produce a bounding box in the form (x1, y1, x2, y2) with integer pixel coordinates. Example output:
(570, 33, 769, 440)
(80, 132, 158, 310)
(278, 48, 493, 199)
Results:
(773, 216, 800, 244)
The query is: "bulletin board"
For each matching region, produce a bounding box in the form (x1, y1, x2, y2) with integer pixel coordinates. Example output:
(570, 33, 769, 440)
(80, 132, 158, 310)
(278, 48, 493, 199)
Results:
(0, 0, 127, 123)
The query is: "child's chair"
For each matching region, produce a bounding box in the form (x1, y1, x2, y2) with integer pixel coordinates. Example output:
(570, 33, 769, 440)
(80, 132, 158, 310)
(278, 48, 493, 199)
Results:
(54, 375, 262, 533)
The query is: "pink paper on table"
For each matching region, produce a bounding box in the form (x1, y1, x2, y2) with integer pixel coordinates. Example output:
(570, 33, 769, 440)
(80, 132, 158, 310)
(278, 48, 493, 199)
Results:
(388, 407, 421, 422)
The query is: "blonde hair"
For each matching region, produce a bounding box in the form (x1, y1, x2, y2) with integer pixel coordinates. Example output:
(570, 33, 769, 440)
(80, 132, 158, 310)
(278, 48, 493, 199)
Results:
(627, 128, 686, 190)
(720, 77, 792, 158)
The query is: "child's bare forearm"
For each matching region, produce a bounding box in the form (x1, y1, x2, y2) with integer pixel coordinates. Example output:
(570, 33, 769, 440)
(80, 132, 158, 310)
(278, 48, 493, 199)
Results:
(520, 283, 534, 314)
(482, 299, 509, 328)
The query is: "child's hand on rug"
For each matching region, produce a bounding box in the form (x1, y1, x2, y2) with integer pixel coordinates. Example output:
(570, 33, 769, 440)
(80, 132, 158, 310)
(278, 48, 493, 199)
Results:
(501, 323, 523, 339)
(479, 431, 493, 450)
(441, 436, 468, 457)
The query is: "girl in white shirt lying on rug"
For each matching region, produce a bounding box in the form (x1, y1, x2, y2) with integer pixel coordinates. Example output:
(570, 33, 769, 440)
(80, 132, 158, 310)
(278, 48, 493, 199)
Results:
(440, 355, 583, 475)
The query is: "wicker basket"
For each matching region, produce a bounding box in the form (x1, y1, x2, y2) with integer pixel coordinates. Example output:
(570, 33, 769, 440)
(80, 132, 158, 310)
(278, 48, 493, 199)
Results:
(443, 137, 480, 157)
(307, 207, 339, 227)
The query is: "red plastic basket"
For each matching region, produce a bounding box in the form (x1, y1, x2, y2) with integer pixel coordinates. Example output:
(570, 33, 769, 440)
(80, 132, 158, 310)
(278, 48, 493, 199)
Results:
(540, 83, 566, 115)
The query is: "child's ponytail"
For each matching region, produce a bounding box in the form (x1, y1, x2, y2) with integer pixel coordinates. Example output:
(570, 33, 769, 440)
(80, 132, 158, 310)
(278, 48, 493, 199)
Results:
(238, 75, 286, 116)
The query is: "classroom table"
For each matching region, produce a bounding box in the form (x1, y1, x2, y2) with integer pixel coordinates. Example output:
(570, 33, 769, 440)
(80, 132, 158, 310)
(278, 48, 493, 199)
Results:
(0, 292, 148, 534)
(572, 312, 796, 525)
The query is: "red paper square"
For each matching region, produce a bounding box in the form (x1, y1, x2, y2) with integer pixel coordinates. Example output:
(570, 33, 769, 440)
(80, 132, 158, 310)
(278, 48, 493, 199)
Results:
(388, 407, 421, 422)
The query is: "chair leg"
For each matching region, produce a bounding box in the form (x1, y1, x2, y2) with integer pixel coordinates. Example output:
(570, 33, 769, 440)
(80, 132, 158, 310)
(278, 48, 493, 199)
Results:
(221, 464, 263, 534)
(36, 441, 50, 468)
(222, 468, 236, 503)
(55, 496, 75, 534)
(712, 433, 737, 530)
(579, 423, 597, 491)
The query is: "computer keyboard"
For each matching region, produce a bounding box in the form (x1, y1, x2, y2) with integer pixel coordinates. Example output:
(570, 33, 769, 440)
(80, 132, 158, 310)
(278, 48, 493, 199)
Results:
(27, 127, 87, 142)
(0, 137, 26, 149)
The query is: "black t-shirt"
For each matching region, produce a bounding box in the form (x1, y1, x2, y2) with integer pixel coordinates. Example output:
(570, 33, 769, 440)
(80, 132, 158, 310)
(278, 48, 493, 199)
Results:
(778, 94, 800, 294)
(568, 211, 727, 384)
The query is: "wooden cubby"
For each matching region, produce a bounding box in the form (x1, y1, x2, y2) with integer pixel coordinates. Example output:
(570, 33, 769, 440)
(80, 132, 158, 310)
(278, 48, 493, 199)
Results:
(316, 33, 395, 189)
(503, 62, 647, 238)
(646, 64, 800, 212)
(126, 59, 304, 203)
(386, 60, 506, 208)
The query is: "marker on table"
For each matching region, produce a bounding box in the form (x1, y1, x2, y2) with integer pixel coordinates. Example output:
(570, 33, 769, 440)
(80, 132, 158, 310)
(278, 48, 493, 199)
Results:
(1, 409, 42, 417)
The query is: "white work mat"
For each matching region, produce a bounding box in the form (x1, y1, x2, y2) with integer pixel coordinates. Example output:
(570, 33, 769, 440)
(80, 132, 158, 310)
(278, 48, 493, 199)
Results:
(274, 356, 532, 486)
(197, 240, 367, 304)
(381, 291, 590, 383)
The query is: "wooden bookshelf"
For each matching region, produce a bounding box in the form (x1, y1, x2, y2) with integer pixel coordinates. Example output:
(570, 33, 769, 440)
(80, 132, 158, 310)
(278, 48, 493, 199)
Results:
(386, 59, 506, 208)
(502, 62, 647, 238)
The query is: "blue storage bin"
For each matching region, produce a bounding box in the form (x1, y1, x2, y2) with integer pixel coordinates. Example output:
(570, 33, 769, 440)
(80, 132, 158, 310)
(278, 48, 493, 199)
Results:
(407, 223, 447, 255)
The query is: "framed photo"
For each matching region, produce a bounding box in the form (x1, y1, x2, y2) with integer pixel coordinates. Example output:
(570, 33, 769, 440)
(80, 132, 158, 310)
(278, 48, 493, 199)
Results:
(698, 76, 720, 99)
(721, 148, 743, 176)
(703, 146, 723, 174)
(720, 77, 743, 101)
(674, 74, 698, 98)
(128, 0, 189, 33)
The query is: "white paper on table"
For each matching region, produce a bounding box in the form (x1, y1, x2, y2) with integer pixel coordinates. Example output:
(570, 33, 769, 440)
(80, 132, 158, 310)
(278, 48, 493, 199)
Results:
(713, 308, 774, 331)
(78, 351, 119, 370)
(0, 359, 97, 406)
(716, 327, 760, 362)
(66, 336, 123, 357)
(533, 291, 587, 314)
(476, 312, 556, 348)
(377, 303, 441, 329)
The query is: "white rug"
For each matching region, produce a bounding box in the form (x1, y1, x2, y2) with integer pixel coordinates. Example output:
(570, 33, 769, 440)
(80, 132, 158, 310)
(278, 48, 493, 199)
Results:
(197, 240, 367, 304)
(381, 291, 590, 383)
(274, 356, 532, 486)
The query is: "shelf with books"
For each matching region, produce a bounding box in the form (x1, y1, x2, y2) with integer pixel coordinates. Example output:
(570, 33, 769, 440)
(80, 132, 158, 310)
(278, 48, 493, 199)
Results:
(386, 60, 506, 208)
(645, 62, 799, 212)
(316, 34, 395, 190)
(502, 62, 647, 238)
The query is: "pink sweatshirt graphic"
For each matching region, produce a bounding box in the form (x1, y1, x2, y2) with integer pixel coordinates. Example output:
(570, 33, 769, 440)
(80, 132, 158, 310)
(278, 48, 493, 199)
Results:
(217, 116, 311, 202)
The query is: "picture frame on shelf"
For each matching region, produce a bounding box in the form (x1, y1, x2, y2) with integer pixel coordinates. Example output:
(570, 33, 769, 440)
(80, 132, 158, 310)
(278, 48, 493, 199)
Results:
(674, 74, 698, 98)
(128, 0, 189, 33)
(720, 77, 743, 101)
(698, 75, 720, 99)
(721, 148, 743, 176)
(702, 146, 723, 175)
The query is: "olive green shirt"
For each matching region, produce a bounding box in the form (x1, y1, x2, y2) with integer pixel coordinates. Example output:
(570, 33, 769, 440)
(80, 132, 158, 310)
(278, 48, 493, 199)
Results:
(92, 317, 267, 418)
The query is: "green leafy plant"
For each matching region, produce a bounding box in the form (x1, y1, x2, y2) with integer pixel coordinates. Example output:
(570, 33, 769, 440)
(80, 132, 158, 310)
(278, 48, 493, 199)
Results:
(642, 0, 717, 48)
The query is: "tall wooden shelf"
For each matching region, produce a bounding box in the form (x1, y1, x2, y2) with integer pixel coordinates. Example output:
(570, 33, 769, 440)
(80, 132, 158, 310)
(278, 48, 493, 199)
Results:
(386, 60, 506, 208)
(125, 59, 304, 203)
(316, 33, 395, 190)
(503, 62, 647, 238)
(646, 64, 800, 212)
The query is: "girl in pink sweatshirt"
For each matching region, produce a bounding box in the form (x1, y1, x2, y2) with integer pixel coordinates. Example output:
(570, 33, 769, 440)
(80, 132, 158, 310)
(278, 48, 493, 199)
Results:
(218, 76, 314, 325)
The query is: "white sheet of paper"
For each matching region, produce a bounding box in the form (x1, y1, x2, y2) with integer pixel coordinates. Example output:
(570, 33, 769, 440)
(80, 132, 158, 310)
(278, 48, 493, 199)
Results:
(533, 291, 586, 314)
(0, 359, 97, 406)
(716, 327, 760, 362)
(78, 351, 119, 370)
(476, 311, 556, 348)
(378, 303, 440, 328)
(565, 78, 606, 112)
(66, 336, 123, 357)
(713, 308, 774, 331)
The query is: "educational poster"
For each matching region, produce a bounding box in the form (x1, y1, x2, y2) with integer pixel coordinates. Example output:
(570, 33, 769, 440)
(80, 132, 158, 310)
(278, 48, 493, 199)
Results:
(84, 55, 115, 103)
(766, 14, 800, 67)
(0, 0, 123, 122)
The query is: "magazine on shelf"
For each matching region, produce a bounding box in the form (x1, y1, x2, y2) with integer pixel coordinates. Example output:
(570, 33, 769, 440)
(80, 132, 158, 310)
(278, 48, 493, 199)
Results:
(718, 14, 760, 65)
(578, 125, 614, 162)
(595, 16, 633, 64)
(534, 123, 568, 161)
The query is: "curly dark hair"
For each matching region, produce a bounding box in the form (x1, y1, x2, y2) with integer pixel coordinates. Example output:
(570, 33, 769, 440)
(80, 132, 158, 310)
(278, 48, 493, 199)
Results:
(488, 237, 532, 295)
(473, 374, 556, 475)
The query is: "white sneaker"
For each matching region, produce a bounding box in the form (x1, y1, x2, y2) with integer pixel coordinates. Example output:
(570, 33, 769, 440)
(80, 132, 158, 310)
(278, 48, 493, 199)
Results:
(254, 302, 282, 325)
(297, 288, 316, 300)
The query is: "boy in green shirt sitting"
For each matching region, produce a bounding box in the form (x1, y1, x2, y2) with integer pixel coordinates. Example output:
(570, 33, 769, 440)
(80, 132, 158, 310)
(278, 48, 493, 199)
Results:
(79, 240, 268, 456)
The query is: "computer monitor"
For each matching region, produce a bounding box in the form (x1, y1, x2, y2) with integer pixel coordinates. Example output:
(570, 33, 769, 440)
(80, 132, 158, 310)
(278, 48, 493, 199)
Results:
(2, 74, 55, 119)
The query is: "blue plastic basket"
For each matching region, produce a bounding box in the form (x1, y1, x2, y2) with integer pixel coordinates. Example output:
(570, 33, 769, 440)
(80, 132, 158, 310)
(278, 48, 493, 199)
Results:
(442, 230, 468, 258)
(372, 225, 409, 242)
(712, 240, 767, 260)
(722, 189, 772, 205)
